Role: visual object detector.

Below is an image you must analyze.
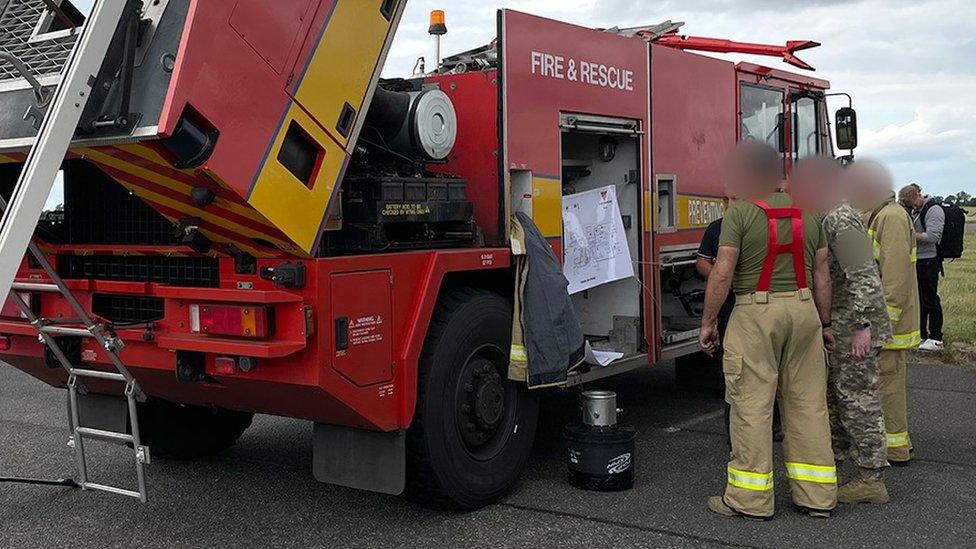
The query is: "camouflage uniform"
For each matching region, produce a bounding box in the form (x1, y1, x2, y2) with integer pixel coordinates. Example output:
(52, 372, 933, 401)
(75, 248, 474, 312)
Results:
(822, 203, 892, 470)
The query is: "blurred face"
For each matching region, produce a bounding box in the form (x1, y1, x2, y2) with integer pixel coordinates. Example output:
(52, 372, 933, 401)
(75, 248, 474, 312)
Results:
(724, 155, 755, 200)
(844, 161, 893, 210)
(723, 146, 778, 200)
(914, 194, 925, 210)
(791, 157, 842, 214)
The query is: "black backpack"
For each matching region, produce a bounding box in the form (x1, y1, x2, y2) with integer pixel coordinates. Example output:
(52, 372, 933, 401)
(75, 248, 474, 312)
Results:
(921, 201, 966, 259)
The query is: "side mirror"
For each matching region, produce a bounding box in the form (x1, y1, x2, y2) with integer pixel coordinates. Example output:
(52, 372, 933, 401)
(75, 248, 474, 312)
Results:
(835, 107, 858, 151)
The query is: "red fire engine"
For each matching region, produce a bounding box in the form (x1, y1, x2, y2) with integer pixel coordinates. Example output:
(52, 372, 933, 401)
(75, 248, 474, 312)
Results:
(0, 1, 856, 507)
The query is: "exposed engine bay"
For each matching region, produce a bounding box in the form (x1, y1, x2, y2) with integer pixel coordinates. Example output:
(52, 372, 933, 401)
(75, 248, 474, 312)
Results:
(320, 79, 480, 255)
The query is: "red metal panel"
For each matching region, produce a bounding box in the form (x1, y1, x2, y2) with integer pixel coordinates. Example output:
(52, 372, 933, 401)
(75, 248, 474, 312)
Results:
(0, 248, 512, 432)
(502, 10, 649, 175)
(651, 45, 736, 203)
(230, 0, 315, 74)
(330, 270, 394, 387)
(649, 46, 736, 358)
(502, 10, 653, 358)
(158, 0, 322, 198)
(425, 70, 502, 245)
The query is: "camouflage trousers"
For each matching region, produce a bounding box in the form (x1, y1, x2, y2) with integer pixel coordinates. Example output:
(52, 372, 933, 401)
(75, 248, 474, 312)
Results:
(827, 341, 888, 470)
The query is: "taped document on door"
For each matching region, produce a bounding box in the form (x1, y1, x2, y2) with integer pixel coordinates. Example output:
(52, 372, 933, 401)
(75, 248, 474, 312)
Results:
(562, 184, 634, 294)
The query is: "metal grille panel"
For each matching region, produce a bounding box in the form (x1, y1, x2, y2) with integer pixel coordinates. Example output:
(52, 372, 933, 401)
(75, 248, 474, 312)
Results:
(0, 0, 79, 81)
(92, 293, 164, 323)
(59, 255, 221, 287)
(64, 160, 181, 245)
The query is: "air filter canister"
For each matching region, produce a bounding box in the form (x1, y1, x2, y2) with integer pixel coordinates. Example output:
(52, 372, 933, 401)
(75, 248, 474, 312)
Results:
(563, 390, 635, 491)
(408, 89, 457, 160)
(364, 86, 457, 161)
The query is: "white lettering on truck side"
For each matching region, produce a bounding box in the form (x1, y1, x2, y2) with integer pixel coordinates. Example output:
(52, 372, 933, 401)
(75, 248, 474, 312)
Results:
(530, 50, 634, 92)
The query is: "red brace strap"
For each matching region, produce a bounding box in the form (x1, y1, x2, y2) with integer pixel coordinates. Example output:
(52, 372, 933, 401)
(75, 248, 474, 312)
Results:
(752, 200, 807, 291)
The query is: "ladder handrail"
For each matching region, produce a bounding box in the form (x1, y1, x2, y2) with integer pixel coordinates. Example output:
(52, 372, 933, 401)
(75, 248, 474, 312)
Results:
(0, 51, 50, 107)
(0, 0, 150, 503)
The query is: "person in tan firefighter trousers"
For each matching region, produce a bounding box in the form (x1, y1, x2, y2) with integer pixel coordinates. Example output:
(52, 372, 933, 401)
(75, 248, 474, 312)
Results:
(847, 161, 921, 466)
(793, 157, 893, 504)
(699, 143, 837, 520)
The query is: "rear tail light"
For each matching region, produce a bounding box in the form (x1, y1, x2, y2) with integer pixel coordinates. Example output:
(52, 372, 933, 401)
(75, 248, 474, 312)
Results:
(214, 356, 237, 375)
(189, 304, 272, 338)
(0, 335, 10, 351)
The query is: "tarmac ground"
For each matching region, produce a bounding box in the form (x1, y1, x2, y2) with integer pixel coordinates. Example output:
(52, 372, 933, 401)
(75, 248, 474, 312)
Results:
(1, 358, 974, 548)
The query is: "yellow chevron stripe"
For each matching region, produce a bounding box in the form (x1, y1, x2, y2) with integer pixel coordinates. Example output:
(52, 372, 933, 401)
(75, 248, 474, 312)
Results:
(81, 148, 279, 228)
(118, 143, 173, 166)
(111, 177, 297, 253)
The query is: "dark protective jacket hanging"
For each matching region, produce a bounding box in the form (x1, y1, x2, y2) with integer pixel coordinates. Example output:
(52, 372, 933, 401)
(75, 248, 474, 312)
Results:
(509, 212, 585, 388)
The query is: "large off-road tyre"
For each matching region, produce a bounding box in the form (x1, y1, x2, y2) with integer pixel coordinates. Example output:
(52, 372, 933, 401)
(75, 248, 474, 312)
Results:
(406, 287, 539, 509)
(136, 398, 254, 459)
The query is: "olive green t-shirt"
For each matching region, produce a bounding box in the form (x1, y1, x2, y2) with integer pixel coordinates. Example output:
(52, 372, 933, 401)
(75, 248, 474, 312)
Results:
(719, 192, 827, 295)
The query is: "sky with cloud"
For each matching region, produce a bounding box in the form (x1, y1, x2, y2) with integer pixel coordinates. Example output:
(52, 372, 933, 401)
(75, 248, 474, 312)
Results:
(69, 0, 974, 197)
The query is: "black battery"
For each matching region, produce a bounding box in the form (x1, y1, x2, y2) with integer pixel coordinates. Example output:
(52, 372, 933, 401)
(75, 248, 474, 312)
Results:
(563, 422, 635, 491)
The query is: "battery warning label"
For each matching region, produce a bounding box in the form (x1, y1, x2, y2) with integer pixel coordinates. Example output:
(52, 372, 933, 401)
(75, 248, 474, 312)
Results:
(530, 50, 635, 91)
(350, 315, 384, 346)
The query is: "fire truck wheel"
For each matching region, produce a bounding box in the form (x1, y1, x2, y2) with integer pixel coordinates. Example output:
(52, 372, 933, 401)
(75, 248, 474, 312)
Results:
(407, 287, 539, 509)
(136, 398, 254, 460)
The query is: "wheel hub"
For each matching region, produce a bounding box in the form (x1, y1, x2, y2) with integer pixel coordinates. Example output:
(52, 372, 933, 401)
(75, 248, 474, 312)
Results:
(458, 358, 506, 448)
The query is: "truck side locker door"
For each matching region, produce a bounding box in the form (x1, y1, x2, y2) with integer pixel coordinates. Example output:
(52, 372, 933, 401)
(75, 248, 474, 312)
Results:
(287, 0, 402, 151)
(246, 1, 405, 254)
(230, 0, 316, 75)
(330, 270, 395, 386)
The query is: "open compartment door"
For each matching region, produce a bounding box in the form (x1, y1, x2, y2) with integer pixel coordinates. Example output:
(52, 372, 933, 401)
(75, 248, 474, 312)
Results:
(498, 9, 655, 368)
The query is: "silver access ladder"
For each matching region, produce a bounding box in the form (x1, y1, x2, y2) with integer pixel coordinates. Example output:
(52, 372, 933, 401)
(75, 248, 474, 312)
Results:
(0, 0, 150, 502)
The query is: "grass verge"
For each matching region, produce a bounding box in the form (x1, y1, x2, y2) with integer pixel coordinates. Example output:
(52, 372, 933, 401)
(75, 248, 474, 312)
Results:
(922, 231, 976, 367)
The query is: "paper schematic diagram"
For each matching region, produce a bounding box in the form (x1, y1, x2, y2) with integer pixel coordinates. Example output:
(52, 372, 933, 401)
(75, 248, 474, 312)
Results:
(562, 185, 634, 294)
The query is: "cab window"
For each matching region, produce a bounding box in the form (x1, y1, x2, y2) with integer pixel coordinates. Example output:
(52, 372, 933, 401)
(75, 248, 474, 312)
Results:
(739, 84, 784, 150)
(793, 96, 819, 160)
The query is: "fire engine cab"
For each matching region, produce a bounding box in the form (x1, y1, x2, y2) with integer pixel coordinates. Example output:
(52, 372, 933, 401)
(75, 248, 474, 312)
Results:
(0, 0, 856, 508)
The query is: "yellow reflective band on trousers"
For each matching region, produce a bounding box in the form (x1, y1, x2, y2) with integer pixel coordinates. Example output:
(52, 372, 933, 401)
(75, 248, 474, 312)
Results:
(887, 305, 903, 322)
(785, 462, 837, 484)
(887, 431, 910, 448)
(727, 466, 774, 491)
(885, 330, 922, 350)
(510, 344, 527, 362)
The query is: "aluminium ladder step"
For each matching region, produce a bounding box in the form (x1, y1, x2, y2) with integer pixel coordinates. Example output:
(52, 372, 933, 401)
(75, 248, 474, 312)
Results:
(69, 368, 127, 382)
(10, 282, 62, 293)
(75, 426, 134, 444)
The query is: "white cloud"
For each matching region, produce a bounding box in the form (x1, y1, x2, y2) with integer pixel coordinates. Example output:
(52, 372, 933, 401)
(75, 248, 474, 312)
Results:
(66, 0, 976, 196)
(388, 0, 975, 196)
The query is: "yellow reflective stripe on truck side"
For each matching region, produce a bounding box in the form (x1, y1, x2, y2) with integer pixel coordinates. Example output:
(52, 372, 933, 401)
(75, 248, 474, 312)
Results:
(785, 462, 837, 484)
(727, 466, 774, 491)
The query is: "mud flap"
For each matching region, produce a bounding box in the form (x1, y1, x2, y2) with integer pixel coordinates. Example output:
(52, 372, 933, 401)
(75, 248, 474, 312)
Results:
(312, 423, 405, 495)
